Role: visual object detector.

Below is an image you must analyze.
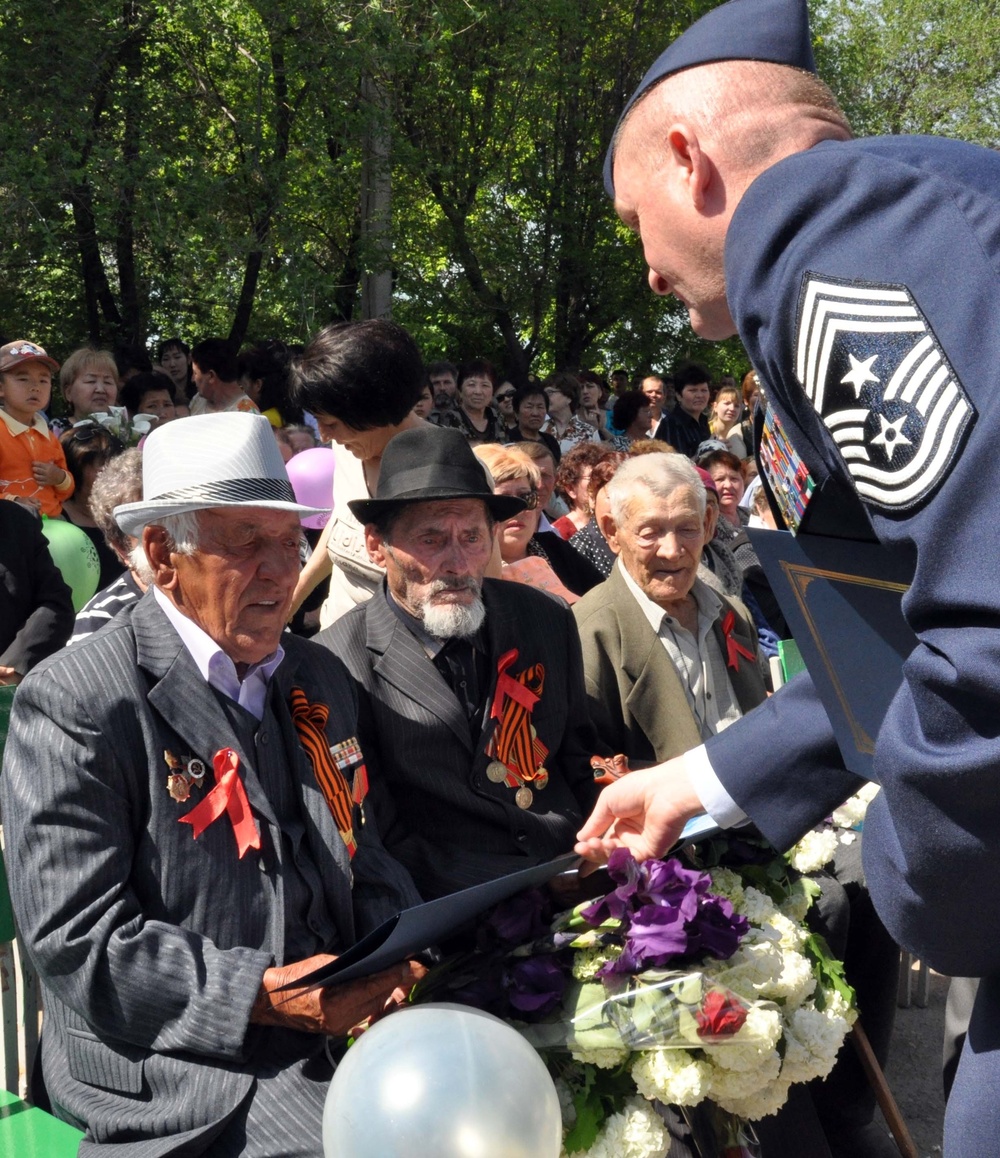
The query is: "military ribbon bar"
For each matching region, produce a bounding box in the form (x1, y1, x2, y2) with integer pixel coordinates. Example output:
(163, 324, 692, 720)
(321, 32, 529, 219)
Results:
(721, 611, 756, 672)
(290, 687, 359, 858)
(178, 747, 261, 859)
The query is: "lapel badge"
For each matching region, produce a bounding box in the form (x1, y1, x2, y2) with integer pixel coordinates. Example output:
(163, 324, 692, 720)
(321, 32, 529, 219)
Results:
(164, 749, 207, 804)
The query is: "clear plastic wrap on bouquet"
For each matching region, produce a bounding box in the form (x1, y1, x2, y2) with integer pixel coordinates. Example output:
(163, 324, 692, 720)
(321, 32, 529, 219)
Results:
(521, 971, 760, 1055)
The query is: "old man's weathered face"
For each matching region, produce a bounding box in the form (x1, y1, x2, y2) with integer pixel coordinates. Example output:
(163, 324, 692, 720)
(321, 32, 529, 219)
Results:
(366, 499, 494, 638)
(608, 482, 707, 611)
(161, 507, 302, 669)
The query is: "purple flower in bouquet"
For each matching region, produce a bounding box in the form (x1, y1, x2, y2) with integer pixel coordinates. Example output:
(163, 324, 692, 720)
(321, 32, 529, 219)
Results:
(689, 894, 749, 961)
(582, 849, 712, 927)
(506, 955, 568, 1017)
(598, 903, 691, 975)
(484, 889, 550, 948)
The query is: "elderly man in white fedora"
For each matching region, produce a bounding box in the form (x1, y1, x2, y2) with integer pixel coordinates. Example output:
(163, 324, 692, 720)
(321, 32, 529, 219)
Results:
(1, 412, 423, 1157)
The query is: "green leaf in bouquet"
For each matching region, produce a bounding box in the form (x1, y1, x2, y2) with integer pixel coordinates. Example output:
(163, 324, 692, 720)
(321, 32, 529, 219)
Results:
(803, 933, 856, 1010)
(562, 1061, 636, 1154)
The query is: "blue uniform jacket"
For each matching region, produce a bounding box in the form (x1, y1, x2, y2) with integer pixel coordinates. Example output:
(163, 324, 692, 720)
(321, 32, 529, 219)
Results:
(707, 135, 1000, 979)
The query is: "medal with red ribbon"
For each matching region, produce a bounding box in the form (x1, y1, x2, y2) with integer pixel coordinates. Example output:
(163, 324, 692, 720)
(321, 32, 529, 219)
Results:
(178, 747, 261, 859)
(721, 610, 756, 672)
(485, 649, 549, 809)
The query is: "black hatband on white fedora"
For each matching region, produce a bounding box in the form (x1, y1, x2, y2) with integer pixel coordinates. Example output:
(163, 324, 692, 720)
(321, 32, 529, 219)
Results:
(113, 412, 330, 536)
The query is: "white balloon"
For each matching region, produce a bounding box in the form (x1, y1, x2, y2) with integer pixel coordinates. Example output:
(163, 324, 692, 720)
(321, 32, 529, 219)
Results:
(322, 1003, 563, 1158)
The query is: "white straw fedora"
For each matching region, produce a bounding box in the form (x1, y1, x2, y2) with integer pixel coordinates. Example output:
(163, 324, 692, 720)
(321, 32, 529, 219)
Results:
(113, 412, 330, 536)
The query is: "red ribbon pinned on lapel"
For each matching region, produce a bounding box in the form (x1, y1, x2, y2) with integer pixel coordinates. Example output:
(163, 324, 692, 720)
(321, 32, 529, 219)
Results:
(490, 649, 540, 721)
(721, 611, 756, 672)
(178, 748, 261, 858)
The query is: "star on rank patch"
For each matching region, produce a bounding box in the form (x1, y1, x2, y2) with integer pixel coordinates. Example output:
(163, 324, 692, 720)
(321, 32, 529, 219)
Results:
(794, 273, 975, 510)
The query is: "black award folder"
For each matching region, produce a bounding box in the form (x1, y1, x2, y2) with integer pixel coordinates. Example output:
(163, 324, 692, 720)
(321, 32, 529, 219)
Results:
(286, 853, 580, 990)
(748, 528, 917, 779)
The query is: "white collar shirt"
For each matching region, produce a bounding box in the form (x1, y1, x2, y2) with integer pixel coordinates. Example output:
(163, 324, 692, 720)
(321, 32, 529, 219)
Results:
(153, 586, 284, 721)
(617, 562, 743, 740)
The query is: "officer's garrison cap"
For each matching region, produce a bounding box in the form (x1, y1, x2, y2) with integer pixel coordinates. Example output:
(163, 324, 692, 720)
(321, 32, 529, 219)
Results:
(604, 0, 817, 196)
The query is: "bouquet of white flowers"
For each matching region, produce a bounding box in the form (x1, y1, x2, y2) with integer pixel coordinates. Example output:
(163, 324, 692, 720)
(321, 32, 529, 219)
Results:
(81, 406, 156, 447)
(787, 783, 882, 873)
(412, 844, 856, 1158)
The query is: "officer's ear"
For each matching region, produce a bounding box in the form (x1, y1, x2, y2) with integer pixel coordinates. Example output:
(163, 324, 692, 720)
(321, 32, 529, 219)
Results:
(666, 122, 711, 212)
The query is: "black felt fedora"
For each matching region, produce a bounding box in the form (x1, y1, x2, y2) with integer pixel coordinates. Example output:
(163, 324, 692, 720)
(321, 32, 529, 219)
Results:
(348, 425, 526, 523)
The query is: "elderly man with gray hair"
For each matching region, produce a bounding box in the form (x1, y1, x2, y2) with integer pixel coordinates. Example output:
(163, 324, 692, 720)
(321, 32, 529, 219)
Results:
(572, 452, 763, 768)
(1, 412, 422, 1157)
(573, 450, 900, 1158)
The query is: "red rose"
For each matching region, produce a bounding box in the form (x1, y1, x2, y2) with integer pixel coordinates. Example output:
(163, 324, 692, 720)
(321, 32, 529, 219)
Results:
(695, 990, 748, 1038)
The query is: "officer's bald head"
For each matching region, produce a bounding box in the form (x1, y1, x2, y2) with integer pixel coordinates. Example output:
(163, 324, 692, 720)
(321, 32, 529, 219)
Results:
(614, 59, 851, 185)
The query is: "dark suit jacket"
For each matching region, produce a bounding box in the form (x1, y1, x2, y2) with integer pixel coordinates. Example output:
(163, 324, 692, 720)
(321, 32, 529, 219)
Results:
(318, 579, 599, 899)
(0, 501, 74, 674)
(0, 594, 417, 1155)
(572, 561, 766, 765)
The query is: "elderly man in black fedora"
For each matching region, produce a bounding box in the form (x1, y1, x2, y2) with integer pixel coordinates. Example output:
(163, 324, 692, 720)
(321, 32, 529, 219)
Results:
(317, 424, 599, 900)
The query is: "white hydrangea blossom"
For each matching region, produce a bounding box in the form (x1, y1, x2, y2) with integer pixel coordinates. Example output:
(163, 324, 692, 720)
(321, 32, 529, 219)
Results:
(763, 947, 816, 1008)
(708, 866, 745, 908)
(569, 1045, 630, 1070)
(708, 1047, 781, 1102)
(831, 783, 880, 829)
(565, 1097, 670, 1158)
(718, 1077, 792, 1120)
(823, 987, 859, 1027)
(703, 1004, 783, 1072)
(631, 1049, 712, 1107)
(788, 827, 839, 872)
(737, 885, 780, 924)
(780, 1005, 851, 1083)
(705, 933, 784, 1001)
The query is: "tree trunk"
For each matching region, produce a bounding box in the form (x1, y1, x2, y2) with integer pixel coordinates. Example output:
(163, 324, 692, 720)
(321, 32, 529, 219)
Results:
(359, 72, 392, 320)
(70, 182, 123, 345)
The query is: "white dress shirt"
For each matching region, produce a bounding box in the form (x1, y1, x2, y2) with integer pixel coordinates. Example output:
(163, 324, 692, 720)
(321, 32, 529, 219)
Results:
(153, 586, 284, 721)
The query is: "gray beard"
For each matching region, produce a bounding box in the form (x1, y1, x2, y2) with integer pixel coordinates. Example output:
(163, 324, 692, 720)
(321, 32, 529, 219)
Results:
(421, 595, 486, 640)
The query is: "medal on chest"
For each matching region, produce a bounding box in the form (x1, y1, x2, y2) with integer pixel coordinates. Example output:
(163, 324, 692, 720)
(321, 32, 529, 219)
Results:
(164, 749, 207, 803)
(484, 649, 548, 809)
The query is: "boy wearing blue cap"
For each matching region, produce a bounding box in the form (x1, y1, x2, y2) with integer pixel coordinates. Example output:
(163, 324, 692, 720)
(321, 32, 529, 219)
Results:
(579, 2, 1000, 1155)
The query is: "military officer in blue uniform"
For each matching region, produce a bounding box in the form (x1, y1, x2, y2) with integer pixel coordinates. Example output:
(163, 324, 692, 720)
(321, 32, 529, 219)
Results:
(575, 1, 1000, 1153)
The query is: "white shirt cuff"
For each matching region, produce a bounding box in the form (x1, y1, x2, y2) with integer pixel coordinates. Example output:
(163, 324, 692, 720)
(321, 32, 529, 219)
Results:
(684, 743, 748, 829)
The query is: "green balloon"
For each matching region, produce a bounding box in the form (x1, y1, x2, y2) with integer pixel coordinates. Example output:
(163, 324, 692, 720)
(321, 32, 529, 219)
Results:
(41, 517, 100, 612)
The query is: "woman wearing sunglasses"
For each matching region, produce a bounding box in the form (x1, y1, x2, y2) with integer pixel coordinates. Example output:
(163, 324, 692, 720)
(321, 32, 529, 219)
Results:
(474, 444, 601, 602)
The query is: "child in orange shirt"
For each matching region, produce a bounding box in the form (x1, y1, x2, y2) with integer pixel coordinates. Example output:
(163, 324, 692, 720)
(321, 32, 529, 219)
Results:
(0, 340, 75, 517)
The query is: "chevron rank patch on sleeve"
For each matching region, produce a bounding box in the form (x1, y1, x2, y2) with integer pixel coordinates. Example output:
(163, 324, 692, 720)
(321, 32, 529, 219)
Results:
(794, 273, 975, 511)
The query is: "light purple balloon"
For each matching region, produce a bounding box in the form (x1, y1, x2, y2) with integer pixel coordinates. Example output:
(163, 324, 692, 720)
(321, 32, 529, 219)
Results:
(285, 447, 335, 529)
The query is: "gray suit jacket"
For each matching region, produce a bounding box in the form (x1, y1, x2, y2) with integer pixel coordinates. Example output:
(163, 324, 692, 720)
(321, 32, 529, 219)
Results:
(317, 579, 599, 899)
(573, 562, 766, 765)
(0, 594, 417, 1155)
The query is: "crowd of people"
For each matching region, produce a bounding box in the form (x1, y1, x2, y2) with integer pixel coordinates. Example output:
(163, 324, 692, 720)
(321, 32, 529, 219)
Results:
(0, 317, 901, 1157)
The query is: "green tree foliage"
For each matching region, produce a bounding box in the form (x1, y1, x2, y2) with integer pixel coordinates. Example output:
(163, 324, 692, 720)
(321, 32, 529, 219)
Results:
(0, 0, 996, 379)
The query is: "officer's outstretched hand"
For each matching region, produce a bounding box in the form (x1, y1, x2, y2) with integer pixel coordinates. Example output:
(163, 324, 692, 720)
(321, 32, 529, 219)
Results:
(574, 759, 703, 864)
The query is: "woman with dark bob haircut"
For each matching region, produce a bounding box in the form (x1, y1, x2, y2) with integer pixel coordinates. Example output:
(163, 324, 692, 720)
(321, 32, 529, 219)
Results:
(288, 319, 427, 627)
